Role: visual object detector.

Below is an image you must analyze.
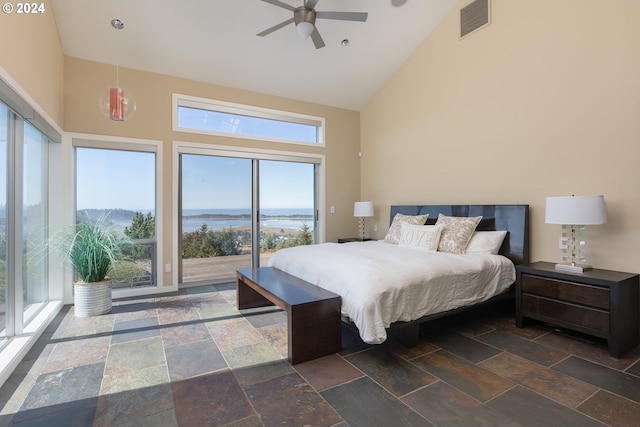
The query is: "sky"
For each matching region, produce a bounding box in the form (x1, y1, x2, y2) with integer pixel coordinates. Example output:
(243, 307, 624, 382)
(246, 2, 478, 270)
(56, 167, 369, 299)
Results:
(76, 148, 315, 211)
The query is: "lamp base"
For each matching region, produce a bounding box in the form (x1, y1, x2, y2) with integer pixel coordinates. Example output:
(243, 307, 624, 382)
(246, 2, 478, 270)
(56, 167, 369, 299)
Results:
(554, 262, 592, 273)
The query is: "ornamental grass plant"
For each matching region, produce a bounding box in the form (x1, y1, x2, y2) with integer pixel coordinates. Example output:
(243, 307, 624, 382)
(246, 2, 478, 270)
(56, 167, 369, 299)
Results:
(55, 216, 131, 284)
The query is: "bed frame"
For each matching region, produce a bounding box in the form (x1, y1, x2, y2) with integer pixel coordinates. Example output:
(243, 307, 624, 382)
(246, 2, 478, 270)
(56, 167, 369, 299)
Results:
(344, 204, 530, 346)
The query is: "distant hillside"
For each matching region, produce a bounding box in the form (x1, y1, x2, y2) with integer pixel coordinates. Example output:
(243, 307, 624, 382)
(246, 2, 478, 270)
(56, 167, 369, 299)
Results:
(77, 209, 141, 225)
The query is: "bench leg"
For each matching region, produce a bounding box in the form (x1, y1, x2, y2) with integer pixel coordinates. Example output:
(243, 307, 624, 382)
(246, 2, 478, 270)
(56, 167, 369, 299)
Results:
(236, 276, 275, 310)
(288, 299, 342, 365)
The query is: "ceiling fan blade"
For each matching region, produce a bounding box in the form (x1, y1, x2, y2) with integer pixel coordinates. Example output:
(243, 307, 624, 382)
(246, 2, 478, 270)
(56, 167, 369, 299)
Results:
(305, 0, 320, 9)
(261, 0, 296, 12)
(316, 11, 368, 22)
(257, 17, 295, 36)
(310, 27, 325, 49)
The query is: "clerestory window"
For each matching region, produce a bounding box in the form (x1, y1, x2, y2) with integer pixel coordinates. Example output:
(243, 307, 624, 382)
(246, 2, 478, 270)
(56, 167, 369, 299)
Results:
(172, 94, 325, 146)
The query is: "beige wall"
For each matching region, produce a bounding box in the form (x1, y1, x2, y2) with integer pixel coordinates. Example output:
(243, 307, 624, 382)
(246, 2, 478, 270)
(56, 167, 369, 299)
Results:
(361, 0, 640, 273)
(0, 0, 64, 126)
(64, 57, 361, 287)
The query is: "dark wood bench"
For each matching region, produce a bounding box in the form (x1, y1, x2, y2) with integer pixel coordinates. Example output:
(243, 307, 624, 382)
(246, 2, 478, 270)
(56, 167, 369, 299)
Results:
(236, 267, 342, 364)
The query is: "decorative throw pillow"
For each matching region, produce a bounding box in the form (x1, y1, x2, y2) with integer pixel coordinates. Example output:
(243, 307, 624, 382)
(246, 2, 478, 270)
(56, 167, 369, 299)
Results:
(384, 213, 429, 244)
(466, 230, 508, 255)
(435, 214, 482, 254)
(398, 223, 443, 252)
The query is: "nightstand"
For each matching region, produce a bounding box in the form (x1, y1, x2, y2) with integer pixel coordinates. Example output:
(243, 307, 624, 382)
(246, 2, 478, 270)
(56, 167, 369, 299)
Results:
(516, 261, 639, 358)
(337, 238, 372, 243)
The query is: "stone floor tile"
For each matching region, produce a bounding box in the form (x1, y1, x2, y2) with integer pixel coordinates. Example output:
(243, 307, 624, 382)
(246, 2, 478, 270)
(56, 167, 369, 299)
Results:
(257, 322, 288, 356)
(423, 329, 502, 363)
(112, 301, 158, 322)
(240, 306, 286, 328)
(165, 339, 227, 381)
(402, 381, 521, 427)
(536, 329, 640, 370)
(295, 354, 363, 392)
(479, 352, 598, 408)
(487, 385, 606, 427)
(321, 376, 434, 427)
(385, 337, 439, 360)
(627, 359, 640, 378)
(93, 382, 174, 427)
(476, 329, 569, 366)
(160, 319, 212, 349)
(199, 302, 244, 326)
(233, 359, 295, 389)
(554, 356, 640, 402)
(577, 389, 640, 427)
(345, 346, 437, 397)
(484, 314, 552, 340)
(61, 314, 115, 338)
(245, 372, 343, 427)
(208, 318, 266, 351)
(111, 316, 160, 345)
(104, 336, 166, 377)
(40, 335, 110, 374)
(222, 342, 283, 370)
(15, 363, 103, 423)
(172, 369, 254, 426)
(411, 350, 514, 402)
(101, 364, 169, 395)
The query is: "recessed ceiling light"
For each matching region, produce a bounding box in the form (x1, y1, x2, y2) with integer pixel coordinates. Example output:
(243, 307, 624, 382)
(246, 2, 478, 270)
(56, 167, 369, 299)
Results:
(111, 19, 124, 30)
(341, 39, 349, 47)
(391, 0, 408, 6)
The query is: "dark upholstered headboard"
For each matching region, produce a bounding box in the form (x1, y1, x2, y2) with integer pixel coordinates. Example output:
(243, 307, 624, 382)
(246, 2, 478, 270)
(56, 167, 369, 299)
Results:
(389, 204, 530, 265)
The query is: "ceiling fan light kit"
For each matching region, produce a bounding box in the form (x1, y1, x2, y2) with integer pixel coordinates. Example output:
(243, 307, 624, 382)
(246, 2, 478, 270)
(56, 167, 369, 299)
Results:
(294, 7, 315, 39)
(258, 0, 367, 49)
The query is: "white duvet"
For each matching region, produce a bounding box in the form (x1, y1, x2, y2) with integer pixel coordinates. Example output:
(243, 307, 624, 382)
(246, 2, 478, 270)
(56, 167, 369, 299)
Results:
(267, 240, 515, 344)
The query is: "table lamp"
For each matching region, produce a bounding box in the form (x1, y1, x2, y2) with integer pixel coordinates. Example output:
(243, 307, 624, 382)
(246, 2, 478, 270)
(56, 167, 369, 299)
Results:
(353, 201, 374, 240)
(545, 195, 607, 272)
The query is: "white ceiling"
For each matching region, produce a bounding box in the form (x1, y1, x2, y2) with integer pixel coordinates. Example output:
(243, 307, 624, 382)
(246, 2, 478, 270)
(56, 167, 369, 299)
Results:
(51, 0, 458, 111)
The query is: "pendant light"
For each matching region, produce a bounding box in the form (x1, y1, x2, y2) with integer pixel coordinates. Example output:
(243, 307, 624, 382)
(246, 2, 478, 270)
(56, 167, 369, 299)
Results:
(99, 18, 136, 121)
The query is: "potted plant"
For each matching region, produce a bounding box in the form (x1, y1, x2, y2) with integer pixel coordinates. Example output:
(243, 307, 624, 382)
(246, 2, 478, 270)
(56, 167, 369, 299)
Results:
(56, 217, 130, 317)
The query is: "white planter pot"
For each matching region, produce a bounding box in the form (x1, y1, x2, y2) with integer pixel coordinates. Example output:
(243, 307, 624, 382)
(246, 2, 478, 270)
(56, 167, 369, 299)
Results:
(74, 279, 112, 317)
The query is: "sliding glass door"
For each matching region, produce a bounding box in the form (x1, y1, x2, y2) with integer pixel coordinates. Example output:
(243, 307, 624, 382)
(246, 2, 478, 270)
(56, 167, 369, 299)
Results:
(180, 154, 252, 283)
(179, 153, 318, 284)
(259, 160, 316, 266)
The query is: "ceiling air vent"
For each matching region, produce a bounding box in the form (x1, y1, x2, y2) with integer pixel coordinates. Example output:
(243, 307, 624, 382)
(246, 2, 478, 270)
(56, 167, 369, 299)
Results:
(460, 0, 490, 38)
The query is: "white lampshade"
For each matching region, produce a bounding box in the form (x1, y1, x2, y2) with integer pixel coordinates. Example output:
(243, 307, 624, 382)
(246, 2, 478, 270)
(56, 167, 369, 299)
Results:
(545, 195, 607, 225)
(296, 22, 314, 39)
(354, 201, 374, 217)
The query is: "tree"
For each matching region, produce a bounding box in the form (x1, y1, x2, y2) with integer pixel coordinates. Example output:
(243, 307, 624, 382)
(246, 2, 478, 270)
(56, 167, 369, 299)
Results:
(124, 211, 155, 239)
(295, 223, 313, 246)
(261, 233, 276, 252)
(123, 211, 155, 260)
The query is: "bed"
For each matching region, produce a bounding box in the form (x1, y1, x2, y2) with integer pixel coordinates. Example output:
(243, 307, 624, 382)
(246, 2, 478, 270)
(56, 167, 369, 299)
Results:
(267, 204, 530, 345)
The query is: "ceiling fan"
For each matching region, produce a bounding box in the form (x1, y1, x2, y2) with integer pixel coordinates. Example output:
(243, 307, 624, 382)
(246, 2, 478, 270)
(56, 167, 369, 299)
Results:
(257, 0, 368, 49)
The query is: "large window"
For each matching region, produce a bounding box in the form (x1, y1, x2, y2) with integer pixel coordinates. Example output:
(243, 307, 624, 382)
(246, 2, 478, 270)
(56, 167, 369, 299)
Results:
(0, 99, 57, 344)
(176, 144, 323, 285)
(173, 94, 325, 146)
(74, 139, 161, 291)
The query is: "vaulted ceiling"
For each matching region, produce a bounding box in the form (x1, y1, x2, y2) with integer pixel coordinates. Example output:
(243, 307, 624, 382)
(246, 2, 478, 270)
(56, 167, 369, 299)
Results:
(51, 0, 458, 110)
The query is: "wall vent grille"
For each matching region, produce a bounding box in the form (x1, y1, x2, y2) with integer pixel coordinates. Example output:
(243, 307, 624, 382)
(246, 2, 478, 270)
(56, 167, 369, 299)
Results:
(460, 0, 490, 38)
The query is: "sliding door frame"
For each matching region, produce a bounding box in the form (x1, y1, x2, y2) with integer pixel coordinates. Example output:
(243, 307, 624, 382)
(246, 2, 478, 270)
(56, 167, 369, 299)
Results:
(173, 141, 325, 286)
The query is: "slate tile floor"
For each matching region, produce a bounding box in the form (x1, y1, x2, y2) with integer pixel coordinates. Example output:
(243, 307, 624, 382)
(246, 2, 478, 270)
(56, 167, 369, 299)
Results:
(1, 283, 639, 426)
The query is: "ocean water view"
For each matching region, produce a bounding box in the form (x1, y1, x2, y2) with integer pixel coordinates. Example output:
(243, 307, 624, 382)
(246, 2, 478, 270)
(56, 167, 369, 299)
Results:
(73, 208, 314, 233)
(181, 208, 314, 232)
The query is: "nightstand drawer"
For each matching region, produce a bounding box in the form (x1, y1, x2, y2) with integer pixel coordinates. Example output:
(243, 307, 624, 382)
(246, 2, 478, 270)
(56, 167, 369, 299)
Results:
(521, 275, 609, 310)
(521, 294, 609, 337)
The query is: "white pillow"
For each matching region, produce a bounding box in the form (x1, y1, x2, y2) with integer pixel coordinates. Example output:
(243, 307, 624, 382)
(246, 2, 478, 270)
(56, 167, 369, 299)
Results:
(466, 230, 508, 255)
(384, 213, 429, 244)
(398, 223, 443, 252)
(435, 214, 482, 254)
